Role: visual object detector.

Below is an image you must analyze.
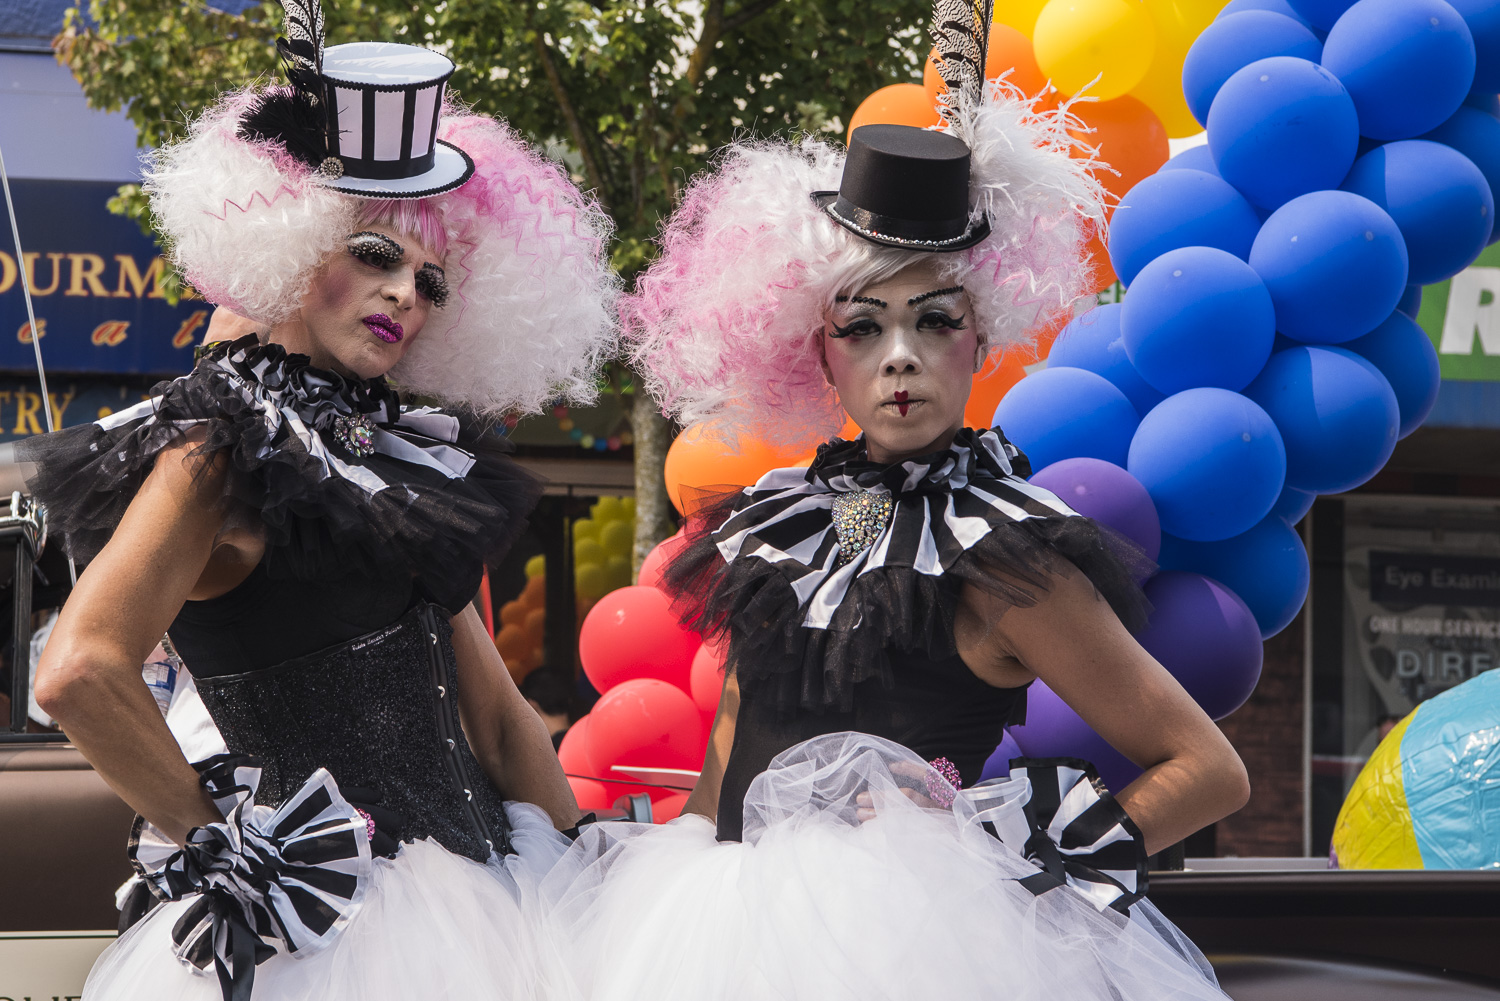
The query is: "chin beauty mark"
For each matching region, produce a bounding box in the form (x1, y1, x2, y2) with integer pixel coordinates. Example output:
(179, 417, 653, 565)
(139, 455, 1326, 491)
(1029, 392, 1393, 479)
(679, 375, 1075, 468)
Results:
(363, 314, 404, 343)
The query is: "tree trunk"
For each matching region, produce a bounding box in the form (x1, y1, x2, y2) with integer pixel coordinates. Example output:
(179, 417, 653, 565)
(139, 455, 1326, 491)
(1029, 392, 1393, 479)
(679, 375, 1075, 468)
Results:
(631, 383, 677, 576)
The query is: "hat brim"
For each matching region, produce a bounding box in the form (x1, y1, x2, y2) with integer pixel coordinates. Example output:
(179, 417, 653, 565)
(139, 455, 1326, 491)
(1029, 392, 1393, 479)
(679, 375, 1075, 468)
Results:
(811, 191, 991, 253)
(321, 140, 476, 199)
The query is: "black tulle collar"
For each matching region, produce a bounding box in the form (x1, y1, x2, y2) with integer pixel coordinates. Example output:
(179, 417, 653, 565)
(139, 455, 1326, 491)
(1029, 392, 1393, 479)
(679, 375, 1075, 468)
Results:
(807, 428, 1026, 495)
(200, 334, 401, 430)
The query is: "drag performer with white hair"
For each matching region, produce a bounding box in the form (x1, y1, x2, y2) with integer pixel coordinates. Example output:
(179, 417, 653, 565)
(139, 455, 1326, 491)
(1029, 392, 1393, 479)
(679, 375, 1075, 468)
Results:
(546, 3, 1246, 998)
(18, 3, 615, 998)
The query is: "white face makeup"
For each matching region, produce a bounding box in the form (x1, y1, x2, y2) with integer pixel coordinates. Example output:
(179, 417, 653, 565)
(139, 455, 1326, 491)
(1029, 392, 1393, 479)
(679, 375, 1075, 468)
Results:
(820, 257, 982, 465)
(276, 222, 447, 380)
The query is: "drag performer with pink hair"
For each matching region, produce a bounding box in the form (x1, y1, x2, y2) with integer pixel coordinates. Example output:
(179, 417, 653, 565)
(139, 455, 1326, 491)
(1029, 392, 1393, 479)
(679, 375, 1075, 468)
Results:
(546, 5, 1245, 999)
(15, 4, 615, 998)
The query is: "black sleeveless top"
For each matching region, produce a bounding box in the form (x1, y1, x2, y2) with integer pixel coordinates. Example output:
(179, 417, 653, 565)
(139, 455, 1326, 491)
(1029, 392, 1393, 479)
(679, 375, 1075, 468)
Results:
(717, 650, 1029, 841)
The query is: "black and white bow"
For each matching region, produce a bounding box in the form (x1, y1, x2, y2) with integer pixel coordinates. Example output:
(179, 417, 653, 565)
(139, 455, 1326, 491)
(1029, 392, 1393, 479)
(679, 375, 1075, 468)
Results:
(713, 429, 1078, 631)
(962, 757, 1148, 914)
(130, 754, 373, 1001)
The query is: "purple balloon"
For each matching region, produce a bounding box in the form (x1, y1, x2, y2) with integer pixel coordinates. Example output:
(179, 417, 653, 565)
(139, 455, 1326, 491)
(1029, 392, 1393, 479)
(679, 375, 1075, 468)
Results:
(1138, 572, 1264, 720)
(1030, 457, 1162, 562)
(980, 729, 1024, 781)
(1009, 681, 1144, 794)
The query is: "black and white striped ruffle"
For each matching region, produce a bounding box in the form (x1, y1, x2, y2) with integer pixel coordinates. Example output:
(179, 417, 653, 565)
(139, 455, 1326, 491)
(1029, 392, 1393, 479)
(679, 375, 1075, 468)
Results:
(130, 754, 373, 1001)
(714, 429, 1077, 629)
(965, 757, 1148, 914)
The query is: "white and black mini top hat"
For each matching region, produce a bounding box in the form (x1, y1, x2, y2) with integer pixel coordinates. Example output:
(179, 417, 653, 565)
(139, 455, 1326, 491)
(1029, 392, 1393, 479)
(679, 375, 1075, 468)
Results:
(238, 0, 474, 199)
(812, 124, 989, 252)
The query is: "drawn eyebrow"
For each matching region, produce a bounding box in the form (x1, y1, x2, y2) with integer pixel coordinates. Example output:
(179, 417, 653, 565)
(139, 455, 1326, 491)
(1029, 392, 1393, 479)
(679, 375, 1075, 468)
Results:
(834, 295, 888, 308)
(908, 285, 965, 306)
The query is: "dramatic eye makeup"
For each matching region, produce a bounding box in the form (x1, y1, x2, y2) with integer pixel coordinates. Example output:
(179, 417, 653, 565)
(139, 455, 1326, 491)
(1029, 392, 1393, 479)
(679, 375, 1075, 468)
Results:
(415, 263, 450, 309)
(347, 231, 404, 267)
(907, 285, 964, 306)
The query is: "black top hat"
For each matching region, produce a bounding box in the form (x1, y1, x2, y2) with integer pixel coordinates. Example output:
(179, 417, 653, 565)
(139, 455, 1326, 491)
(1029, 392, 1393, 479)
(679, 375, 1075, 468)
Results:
(812, 124, 990, 252)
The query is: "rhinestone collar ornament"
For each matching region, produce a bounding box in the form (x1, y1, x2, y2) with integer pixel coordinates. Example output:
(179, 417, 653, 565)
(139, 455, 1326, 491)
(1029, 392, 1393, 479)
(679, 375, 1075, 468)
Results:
(831, 488, 893, 566)
(332, 412, 377, 458)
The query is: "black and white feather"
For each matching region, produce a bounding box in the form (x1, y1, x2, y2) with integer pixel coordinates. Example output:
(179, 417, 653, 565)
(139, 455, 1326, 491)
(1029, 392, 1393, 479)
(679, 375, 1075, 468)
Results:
(930, 0, 992, 122)
(129, 753, 372, 1001)
(277, 0, 326, 90)
(236, 0, 329, 166)
(966, 757, 1149, 914)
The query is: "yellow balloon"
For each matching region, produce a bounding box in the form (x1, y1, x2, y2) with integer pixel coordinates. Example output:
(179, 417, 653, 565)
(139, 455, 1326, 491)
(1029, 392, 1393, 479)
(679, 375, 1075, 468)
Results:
(620, 496, 636, 519)
(1129, 0, 1225, 137)
(600, 518, 634, 556)
(605, 554, 632, 592)
(524, 554, 546, 579)
(575, 537, 604, 566)
(1033, 0, 1157, 100)
(593, 495, 623, 522)
(993, 0, 1049, 36)
(573, 518, 600, 544)
(575, 561, 609, 602)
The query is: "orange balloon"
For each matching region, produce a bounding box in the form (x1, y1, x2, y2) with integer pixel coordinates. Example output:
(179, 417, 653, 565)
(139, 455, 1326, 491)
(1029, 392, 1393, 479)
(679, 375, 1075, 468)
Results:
(495, 623, 529, 664)
(1070, 95, 1169, 203)
(1080, 221, 1119, 295)
(664, 424, 810, 515)
(965, 352, 1029, 430)
(923, 24, 1049, 105)
(499, 600, 527, 629)
(522, 573, 546, 606)
(847, 83, 940, 144)
(524, 607, 546, 645)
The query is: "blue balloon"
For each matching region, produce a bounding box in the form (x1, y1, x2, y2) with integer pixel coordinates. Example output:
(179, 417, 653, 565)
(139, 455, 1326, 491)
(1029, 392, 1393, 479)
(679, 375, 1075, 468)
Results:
(1109, 170, 1263, 286)
(1127, 388, 1286, 542)
(1397, 283, 1423, 317)
(1160, 145, 1220, 174)
(1136, 572, 1265, 719)
(1465, 91, 1500, 115)
(1219, 0, 1314, 24)
(980, 730, 1024, 781)
(1009, 681, 1142, 793)
(1208, 57, 1360, 209)
(1271, 483, 1317, 522)
(993, 368, 1139, 471)
(1249, 190, 1409, 343)
(1121, 247, 1277, 394)
(1321, 0, 1476, 141)
(1447, 0, 1500, 93)
(1342, 140, 1493, 284)
(1285, 0, 1355, 30)
(1345, 310, 1442, 437)
(1244, 345, 1400, 492)
(1157, 516, 1311, 638)
(1184, 12, 1324, 127)
(1046, 304, 1166, 417)
(1422, 106, 1500, 243)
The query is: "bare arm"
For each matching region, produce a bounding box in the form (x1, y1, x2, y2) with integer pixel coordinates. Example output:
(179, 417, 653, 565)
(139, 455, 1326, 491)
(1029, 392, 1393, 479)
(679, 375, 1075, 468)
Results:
(683, 666, 739, 821)
(33, 441, 234, 845)
(449, 605, 581, 831)
(959, 567, 1250, 855)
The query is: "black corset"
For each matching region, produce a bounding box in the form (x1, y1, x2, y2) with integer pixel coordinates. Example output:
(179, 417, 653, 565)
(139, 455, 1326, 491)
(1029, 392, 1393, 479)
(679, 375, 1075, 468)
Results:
(190, 603, 512, 862)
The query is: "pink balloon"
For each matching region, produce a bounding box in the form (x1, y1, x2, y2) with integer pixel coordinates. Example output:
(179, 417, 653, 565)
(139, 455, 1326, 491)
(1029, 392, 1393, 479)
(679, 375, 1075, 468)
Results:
(579, 585, 702, 693)
(689, 640, 726, 718)
(637, 529, 687, 590)
(586, 678, 705, 775)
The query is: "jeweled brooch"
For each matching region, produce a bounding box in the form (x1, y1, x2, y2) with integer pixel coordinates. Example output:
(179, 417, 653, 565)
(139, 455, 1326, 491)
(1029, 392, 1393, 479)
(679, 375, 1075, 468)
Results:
(332, 413, 377, 458)
(831, 488, 893, 566)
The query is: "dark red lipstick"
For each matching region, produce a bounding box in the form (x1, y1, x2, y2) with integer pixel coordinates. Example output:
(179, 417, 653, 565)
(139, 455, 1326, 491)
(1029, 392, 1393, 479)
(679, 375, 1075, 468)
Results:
(363, 313, 403, 343)
(894, 390, 909, 417)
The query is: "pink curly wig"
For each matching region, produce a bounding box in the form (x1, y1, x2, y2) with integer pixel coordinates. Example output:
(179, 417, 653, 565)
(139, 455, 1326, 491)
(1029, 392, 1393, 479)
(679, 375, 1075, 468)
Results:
(624, 83, 1106, 448)
(144, 91, 617, 416)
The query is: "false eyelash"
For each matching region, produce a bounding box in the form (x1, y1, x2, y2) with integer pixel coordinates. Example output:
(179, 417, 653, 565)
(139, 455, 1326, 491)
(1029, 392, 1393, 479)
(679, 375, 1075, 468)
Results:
(922, 312, 968, 331)
(908, 286, 965, 306)
(834, 295, 888, 308)
(347, 231, 404, 265)
(415, 263, 450, 308)
(829, 319, 873, 338)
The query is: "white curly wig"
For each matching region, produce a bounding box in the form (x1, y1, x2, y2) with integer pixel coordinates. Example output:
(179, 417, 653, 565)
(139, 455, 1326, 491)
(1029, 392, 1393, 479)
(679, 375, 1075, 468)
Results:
(144, 90, 618, 416)
(624, 82, 1106, 449)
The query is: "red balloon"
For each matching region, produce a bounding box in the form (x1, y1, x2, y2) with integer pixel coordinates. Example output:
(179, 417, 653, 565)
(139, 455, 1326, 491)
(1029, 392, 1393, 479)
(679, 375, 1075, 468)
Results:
(557, 714, 594, 777)
(569, 776, 613, 811)
(586, 679, 705, 776)
(689, 640, 726, 718)
(652, 792, 691, 824)
(579, 585, 702, 693)
(637, 529, 687, 591)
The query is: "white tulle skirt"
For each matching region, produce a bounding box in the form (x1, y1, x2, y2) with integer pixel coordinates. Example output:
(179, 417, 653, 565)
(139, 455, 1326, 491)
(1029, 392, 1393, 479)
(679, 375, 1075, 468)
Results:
(85, 802, 571, 1001)
(544, 733, 1228, 1001)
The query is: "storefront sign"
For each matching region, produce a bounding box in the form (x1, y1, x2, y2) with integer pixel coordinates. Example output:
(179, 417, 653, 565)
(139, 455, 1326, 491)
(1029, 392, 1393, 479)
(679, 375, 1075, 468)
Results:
(0, 376, 157, 443)
(1418, 242, 1500, 382)
(0, 179, 201, 376)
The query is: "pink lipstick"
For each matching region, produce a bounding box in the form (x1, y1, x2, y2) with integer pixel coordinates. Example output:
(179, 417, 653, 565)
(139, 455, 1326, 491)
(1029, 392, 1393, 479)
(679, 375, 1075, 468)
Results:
(363, 314, 403, 343)
(894, 390, 909, 417)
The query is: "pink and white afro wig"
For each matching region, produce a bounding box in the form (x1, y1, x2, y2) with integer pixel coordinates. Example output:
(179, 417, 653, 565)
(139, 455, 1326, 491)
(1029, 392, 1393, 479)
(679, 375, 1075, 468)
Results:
(144, 90, 618, 417)
(623, 82, 1106, 449)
